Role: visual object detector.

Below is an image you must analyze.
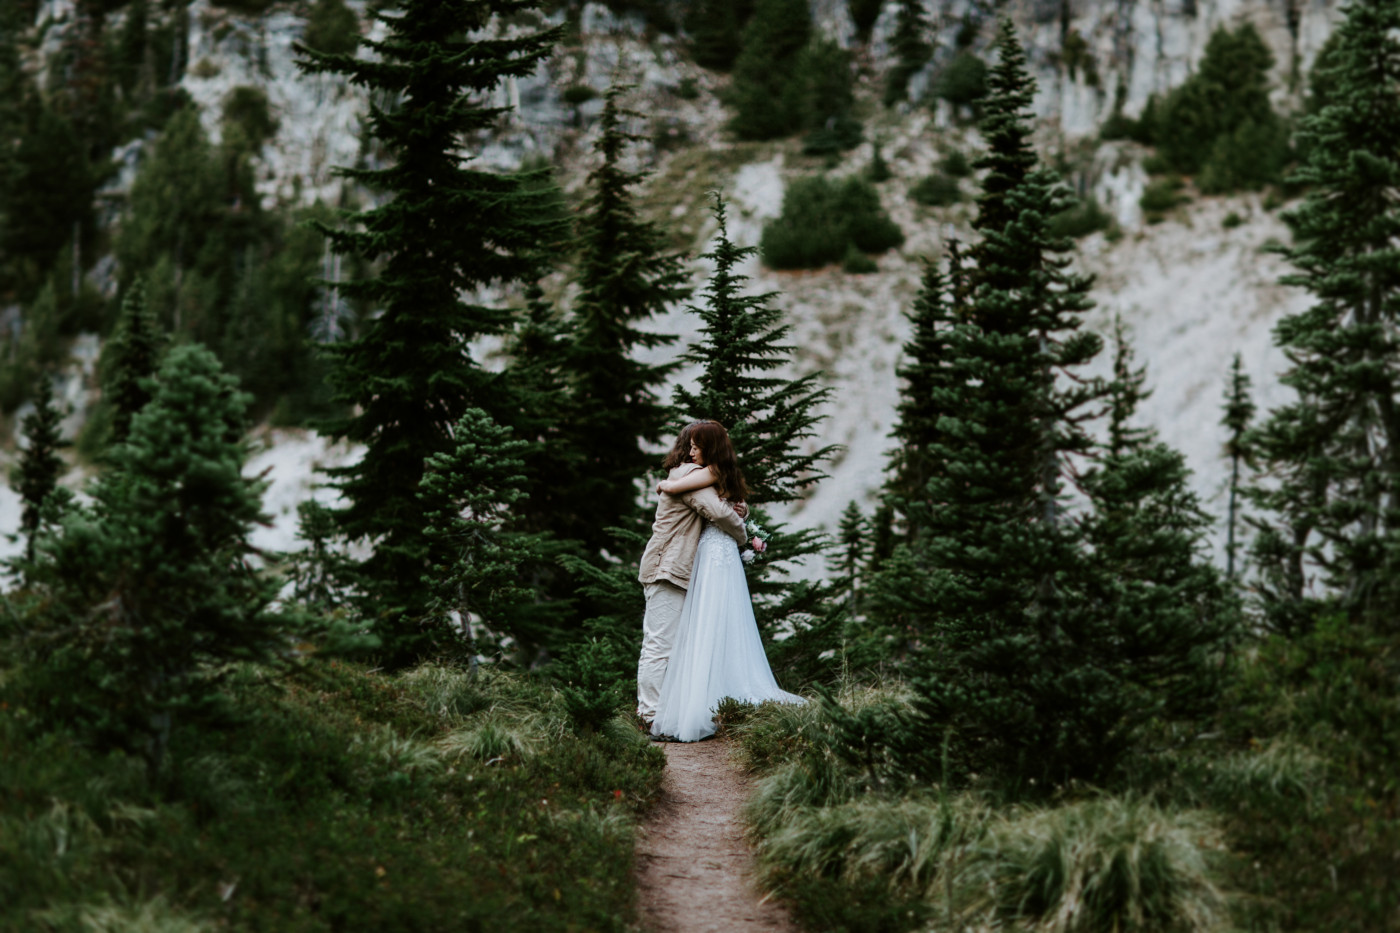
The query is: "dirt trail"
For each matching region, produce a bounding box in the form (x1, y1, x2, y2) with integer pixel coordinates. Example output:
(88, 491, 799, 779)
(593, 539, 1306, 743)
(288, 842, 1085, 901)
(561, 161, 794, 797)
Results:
(634, 741, 798, 933)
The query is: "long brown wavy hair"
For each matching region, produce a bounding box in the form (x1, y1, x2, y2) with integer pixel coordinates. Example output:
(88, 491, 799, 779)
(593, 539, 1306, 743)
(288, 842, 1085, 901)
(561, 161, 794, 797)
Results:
(690, 420, 750, 502)
(662, 422, 700, 472)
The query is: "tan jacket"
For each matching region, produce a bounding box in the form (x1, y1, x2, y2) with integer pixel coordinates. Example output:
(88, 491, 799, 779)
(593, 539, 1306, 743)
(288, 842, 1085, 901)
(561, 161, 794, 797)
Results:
(638, 463, 749, 589)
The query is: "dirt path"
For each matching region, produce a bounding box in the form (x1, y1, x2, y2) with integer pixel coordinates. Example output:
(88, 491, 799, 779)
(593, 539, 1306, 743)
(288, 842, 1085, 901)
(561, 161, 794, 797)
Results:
(634, 741, 798, 933)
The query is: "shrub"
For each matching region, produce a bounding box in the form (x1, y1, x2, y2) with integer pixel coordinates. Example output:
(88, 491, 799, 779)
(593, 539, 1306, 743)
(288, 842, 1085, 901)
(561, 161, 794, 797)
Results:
(1222, 210, 1244, 229)
(935, 50, 987, 107)
(1198, 117, 1291, 193)
(1140, 175, 1188, 221)
(867, 144, 892, 183)
(761, 175, 904, 270)
(221, 85, 278, 149)
(940, 149, 972, 176)
(910, 172, 961, 206)
(1047, 195, 1112, 238)
(842, 243, 878, 274)
(302, 0, 360, 56)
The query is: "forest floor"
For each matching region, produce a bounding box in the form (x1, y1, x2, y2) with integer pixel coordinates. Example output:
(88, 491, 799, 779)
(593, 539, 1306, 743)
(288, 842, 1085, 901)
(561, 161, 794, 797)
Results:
(634, 741, 797, 933)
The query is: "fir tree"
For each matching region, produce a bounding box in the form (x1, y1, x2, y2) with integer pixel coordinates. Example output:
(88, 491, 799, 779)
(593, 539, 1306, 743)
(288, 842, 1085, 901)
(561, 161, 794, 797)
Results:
(828, 500, 869, 614)
(674, 195, 839, 676)
(727, 0, 810, 140)
(558, 83, 687, 555)
(1106, 315, 1152, 458)
(101, 276, 164, 445)
(885, 21, 1220, 788)
(24, 345, 283, 772)
(676, 195, 835, 505)
(884, 0, 932, 106)
(12, 372, 67, 566)
(419, 409, 553, 655)
(1221, 353, 1255, 582)
(296, 0, 566, 661)
(1246, 0, 1400, 633)
(885, 255, 956, 535)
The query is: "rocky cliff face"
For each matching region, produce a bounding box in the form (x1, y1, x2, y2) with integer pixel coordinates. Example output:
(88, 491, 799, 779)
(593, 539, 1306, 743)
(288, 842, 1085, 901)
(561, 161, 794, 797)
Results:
(4, 0, 1337, 570)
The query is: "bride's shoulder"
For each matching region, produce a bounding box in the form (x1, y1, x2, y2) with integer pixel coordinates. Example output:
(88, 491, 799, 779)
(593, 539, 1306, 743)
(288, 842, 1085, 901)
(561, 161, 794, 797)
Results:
(669, 462, 704, 479)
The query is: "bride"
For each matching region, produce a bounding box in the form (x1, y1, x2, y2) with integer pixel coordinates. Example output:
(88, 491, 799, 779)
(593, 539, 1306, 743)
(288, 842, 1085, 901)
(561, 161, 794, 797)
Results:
(649, 421, 805, 742)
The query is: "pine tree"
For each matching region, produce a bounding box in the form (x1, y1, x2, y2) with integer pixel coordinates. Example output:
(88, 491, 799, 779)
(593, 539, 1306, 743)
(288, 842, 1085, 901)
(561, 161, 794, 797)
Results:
(1246, 0, 1400, 634)
(419, 409, 553, 655)
(1221, 353, 1255, 582)
(891, 20, 1213, 787)
(828, 500, 869, 614)
(884, 0, 932, 106)
(296, 0, 565, 661)
(971, 20, 1038, 263)
(25, 344, 283, 772)
(727, 0, 810, 140)
(101, 276, 164, 445)
(885, 255, 956, 535)
(674, 195, 838, 677)
(676, 195, 835, 507)
(558, 83, 687, 555)
(1106, 315, 1152, 458)
(12, 372, 68, 565)
(686, 0, 752, 71)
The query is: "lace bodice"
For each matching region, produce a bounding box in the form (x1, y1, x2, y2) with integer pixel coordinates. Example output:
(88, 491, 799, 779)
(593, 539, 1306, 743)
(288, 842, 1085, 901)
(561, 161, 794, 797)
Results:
(698, 523, 742, 572)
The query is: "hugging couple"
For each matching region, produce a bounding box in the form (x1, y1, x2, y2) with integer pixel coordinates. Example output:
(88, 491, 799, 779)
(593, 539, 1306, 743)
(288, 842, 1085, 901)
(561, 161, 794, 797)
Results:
(636, 420, 803, 743)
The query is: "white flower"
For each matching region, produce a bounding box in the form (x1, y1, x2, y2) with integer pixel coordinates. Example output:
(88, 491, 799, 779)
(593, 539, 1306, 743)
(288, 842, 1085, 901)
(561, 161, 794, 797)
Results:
(741, 549, 756, 564)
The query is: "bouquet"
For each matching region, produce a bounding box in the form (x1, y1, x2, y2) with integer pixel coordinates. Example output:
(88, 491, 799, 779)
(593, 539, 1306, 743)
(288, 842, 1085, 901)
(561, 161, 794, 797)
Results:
(742, 518, 768, 564)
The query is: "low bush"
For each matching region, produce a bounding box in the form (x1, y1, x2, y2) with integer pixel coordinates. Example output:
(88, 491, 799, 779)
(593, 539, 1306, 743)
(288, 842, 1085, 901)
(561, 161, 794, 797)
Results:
(0, 659, 664, 931)
(842, 243, 878, 274)
(940, 149, 972, 177)
(303, 0, 360, 56)
(910, 172, 961, 206)
(761, 175, 904, 270)
(936, 50, 987, 108)
(1048, 195, 1112, 239)
(1140, 175, 1188, 221)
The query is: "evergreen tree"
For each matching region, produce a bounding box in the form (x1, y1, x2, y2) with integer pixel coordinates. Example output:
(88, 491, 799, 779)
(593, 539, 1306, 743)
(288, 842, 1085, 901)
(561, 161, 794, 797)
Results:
(726, 0, 810, 140)
(296, 0, 565, 662)
(23, 345, 284, 772)
(686, 0, 753, 71)
(828, 500, 869, 614)
(1221, 353, 1255, 582)
(876, 21, 1224, 787)
(558, 83, 687, 555)
(676, 195, 835, 507)
(674, 195, 838, 678)
(100, 276, 165, 445)
(884, 0, 932, 106)
(1245, 0, 1400, 634)
(885, 255, 956, 535)
(12, 372, 68, 566)
(1105, 315, 1152, 458)
(420, 409, 554, 655)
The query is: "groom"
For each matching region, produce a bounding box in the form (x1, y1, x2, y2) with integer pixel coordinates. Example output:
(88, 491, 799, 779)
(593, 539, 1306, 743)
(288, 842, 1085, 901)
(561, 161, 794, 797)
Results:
(636, 422, 750, 726)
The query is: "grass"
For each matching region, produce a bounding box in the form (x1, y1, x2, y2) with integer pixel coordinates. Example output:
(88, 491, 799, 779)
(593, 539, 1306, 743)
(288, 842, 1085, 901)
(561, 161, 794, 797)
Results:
(0, 659, 663, 931)
(734, 622, 1400, 933)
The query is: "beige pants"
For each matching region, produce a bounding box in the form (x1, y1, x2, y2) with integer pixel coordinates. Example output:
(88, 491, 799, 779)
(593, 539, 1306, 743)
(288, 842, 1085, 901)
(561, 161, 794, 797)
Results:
(637, 580, 687, 722)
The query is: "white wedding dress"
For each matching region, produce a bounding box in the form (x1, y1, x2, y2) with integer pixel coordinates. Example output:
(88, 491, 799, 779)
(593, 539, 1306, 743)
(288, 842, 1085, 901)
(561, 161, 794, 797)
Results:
(651, 524, 806, 742)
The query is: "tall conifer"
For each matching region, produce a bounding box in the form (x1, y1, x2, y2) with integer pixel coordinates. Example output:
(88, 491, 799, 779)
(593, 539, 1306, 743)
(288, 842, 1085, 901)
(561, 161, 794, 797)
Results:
(559, 84, 687, 555)
(13, 373, 67, 565)
(884, 0, 932, 106)
(881, 21, 1222, 787)
(674, 196, 838, 673)
(296, 0, 565, 661)
(102, 276, 164, 445)
(1246, 0, 1400, 633)
(1221, 353, 1255, 582)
